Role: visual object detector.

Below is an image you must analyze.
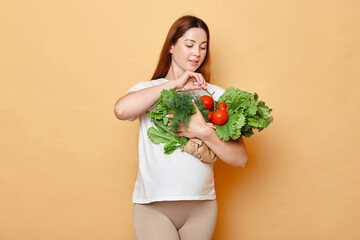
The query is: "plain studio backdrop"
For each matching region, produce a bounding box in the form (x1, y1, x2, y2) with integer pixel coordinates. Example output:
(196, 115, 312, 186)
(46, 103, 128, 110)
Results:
(1, 0, 359, 239)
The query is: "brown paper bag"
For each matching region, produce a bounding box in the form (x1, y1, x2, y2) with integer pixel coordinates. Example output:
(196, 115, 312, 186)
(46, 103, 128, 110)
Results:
(183, 138, 218, 164)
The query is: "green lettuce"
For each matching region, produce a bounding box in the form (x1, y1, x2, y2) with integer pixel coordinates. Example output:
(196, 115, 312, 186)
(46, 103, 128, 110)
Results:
(216, 87, 273, 140)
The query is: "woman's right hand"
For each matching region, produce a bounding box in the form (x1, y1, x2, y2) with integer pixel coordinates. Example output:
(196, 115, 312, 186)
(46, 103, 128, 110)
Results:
(173, 71, 207, 91)
(114, 71, 207, 121)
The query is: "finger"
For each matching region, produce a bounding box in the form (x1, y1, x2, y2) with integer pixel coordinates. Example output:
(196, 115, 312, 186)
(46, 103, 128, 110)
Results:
(192, 101, 202, 115)
(185, 71, 196, 82)
(166, 114, 175, 118)
(194, 72, 205, 89)
(176, 87, 188, 92)
(194, 73, 204, 88)
(175, 128, 187, 137)
(189, 85, 204, 91)
(199, 74, 207, 89)
(192, 101, 206, 121)
(192, 100, 199, 110)
(188, 71, 203, 88)
(174, 132, 183, 137)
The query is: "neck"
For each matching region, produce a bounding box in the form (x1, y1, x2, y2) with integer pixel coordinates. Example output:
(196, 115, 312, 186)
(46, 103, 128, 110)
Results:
(164, 62, 184, 80)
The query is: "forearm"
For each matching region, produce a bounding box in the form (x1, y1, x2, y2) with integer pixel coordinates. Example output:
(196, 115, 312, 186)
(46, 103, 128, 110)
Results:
(114, 81, 177, 121)
(201, 129, 248, 168)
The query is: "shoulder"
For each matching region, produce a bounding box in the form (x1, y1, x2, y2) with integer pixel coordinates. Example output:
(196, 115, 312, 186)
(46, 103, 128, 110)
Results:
(127, 78, 168, 93)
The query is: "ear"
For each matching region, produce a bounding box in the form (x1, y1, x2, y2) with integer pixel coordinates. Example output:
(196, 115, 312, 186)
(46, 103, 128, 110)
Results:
(169, 46, 173, 54)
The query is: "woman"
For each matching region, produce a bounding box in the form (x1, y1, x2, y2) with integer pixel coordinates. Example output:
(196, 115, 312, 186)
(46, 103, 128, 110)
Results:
(114, 15, 248, 240)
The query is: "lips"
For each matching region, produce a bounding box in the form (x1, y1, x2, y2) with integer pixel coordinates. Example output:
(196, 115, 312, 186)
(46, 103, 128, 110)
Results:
(188, 60, 199, 66)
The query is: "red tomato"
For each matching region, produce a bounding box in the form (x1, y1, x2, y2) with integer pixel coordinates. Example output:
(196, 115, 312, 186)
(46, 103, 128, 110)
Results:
(200, 95, 214, 110)
(216, 102, 227, 111)
(212, 110, 228, 125)
(207, 110, 213, 123)
(218, 102, 227, 111)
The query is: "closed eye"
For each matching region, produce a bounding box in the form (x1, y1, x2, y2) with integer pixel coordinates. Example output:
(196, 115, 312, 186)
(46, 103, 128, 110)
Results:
(186, 45, 207, 50)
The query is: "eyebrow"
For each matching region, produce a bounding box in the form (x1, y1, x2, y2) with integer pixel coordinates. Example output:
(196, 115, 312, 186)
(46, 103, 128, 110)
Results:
(185, 39, 207, 44)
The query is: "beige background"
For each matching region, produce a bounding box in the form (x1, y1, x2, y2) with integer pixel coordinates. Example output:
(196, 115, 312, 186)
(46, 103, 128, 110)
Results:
(1, 0, 359, 239)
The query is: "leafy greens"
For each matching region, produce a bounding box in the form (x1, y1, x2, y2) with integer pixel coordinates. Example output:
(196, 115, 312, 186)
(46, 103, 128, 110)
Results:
(146, 89, 208, 154)
(216, 87, 273, 140)
(146, 87, 273, 154)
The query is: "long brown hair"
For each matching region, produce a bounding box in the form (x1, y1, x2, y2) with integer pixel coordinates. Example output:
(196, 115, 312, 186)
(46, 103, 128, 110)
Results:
(151, 15, 211, 82)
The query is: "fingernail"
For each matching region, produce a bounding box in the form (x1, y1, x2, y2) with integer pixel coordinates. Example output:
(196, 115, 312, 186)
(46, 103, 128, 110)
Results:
(166, 114, 169, 118)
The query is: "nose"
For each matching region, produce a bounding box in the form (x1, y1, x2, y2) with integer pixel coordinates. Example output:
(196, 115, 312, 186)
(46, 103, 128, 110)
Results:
(192, 46, 200, 56)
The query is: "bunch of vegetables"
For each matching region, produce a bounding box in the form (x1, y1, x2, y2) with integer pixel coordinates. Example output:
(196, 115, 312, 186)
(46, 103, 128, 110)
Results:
(146, 87, 273, 154)
(203, 87, 273, 141)
(146, 89, 208, 154)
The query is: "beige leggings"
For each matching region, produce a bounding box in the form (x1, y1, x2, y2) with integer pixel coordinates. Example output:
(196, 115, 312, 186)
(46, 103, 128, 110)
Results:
(133, 199, 217, 240)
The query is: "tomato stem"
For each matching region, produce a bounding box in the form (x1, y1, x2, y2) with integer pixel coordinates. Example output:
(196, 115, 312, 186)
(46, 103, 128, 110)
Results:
(205, 88, 214, 99)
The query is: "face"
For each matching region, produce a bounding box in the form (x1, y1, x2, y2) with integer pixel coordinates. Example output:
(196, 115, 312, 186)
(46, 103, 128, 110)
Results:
(170, 27, 208, 73)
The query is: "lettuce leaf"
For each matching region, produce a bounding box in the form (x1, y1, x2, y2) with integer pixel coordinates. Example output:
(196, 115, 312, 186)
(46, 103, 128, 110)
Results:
(147, 119, 188, 154)
(216, 112, 246, 141)
(216, 87, 273, 140)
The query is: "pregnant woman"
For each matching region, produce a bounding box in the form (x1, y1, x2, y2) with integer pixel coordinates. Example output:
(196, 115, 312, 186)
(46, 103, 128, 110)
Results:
(114, 14, 248, 240)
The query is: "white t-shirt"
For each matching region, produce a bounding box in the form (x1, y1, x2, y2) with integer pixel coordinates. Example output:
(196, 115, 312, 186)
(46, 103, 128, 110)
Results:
(127, 78, 225, 204)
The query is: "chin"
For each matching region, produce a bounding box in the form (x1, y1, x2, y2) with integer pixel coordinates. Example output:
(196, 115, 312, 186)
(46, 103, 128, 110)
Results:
(187, 66, 199, 72)
(180, 63, 200, 72)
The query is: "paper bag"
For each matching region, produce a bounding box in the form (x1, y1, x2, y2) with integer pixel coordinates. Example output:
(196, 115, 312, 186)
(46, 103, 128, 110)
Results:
(183, 138, 218, 164)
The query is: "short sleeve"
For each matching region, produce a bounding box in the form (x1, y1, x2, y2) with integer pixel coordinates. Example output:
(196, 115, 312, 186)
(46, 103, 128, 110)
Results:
(126, 81, 148, 93)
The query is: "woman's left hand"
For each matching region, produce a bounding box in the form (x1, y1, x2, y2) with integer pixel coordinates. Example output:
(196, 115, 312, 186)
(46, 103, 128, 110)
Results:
(168, 101, 248, 168)
(171, 102, 213, 140)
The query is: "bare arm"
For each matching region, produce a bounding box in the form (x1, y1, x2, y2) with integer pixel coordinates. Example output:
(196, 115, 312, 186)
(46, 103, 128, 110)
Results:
(201, 130, 248, 168)
(175, 103, 248, 168)
(114, 71, 208, 121)
(114, 80, 177, 121)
